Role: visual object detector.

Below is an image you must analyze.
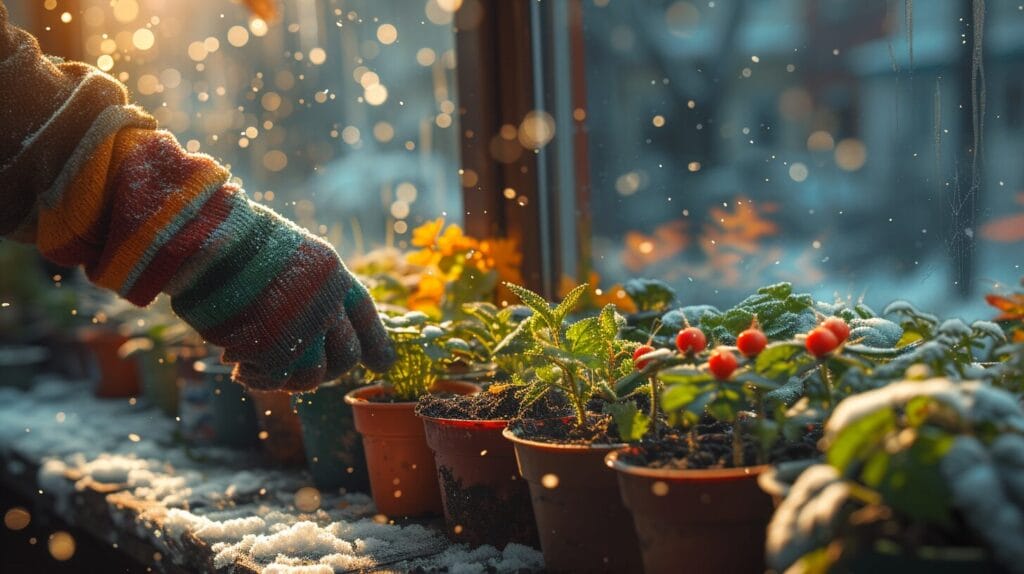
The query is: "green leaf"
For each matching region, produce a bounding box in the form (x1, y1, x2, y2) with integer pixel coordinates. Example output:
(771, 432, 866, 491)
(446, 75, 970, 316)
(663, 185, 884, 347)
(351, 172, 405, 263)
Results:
(554, 283, 589, 325)
(623, 278, 676, 312)
(661, 376, 715, 412)
(599, 304, 621, 340)
(876, 428, 956, 527)
(755, 342, 809, 379)
(505, 283, 556, 331)
(826, 408, 896, 473)
(614, 370, 646, 396)
(566, 316, 605, 357)
(604, 402, 651, 442)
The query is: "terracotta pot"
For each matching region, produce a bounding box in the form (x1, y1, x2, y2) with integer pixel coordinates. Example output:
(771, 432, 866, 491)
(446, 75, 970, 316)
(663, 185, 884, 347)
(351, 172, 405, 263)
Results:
(250, 389, 306, 466)
(421, 416, 538, 548)
(503, 427, 643, 573)
(77, 326, 140, 397)
(345, 381, 479, 518)
(606, 448, 773, 574)
(293, 383, 369, 492)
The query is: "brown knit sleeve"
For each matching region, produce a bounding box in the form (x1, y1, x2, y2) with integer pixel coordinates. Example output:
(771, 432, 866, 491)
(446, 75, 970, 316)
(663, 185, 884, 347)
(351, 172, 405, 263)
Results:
(0, 1, 155, 240)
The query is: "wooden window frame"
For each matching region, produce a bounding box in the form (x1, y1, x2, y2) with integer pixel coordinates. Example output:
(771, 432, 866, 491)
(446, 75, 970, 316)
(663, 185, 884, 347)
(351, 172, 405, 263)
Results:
(455, 0, 590, 298)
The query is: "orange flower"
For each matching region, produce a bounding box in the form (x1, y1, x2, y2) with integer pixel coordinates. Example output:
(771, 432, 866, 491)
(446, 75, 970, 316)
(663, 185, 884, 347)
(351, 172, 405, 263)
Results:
(411, 218, 445, 248)
(478, 237, 524, 285)
(408, 273, 446, 315)
(437, 224, 478, 257)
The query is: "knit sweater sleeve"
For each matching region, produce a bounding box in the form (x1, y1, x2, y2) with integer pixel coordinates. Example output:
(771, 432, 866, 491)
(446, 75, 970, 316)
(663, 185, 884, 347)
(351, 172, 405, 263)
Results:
(0, 3, 395, 389)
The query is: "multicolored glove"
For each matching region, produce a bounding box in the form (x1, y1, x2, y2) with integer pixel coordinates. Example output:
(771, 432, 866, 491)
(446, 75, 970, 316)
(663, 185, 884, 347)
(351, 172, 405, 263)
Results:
(0, 3, 394, 390)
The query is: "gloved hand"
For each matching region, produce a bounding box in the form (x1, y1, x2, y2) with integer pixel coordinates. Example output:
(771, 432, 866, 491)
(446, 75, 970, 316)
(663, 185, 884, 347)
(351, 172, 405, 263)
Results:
(166, 188, 396, 391)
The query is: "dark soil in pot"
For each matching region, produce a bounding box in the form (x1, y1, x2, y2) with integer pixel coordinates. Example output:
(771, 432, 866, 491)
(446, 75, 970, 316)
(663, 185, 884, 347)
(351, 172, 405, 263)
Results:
(413, 387, 567, 549)
(345, 380, 480, 519)
(503, 415, 644, 573)
(607, 424, 821, 574)
(292, 382, 369, 492)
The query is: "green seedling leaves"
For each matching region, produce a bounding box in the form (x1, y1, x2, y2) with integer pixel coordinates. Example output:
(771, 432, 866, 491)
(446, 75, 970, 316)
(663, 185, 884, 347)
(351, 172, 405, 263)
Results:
(604, 402, 651, 442)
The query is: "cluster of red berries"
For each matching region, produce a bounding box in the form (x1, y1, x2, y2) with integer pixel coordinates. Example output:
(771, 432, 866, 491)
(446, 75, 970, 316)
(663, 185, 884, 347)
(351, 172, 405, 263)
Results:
(805, 317, 850, 357)
(632, 316, 851, 381)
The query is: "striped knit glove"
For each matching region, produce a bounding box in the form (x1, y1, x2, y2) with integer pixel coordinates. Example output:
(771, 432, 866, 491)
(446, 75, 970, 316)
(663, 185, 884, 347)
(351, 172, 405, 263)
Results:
(164, 184, 397, 391)
(0, 4, 394, 390)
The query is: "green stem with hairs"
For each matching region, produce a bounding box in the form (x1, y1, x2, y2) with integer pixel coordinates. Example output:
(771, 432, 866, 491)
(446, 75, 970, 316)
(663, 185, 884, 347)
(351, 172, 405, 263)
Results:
(819, 363, 835, 410)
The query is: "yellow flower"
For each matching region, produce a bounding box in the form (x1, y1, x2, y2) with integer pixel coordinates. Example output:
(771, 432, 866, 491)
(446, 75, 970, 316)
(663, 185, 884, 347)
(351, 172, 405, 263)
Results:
(406, 248, 440, 268)
(408, 273, 446, 316)
(411, 217, 445, 248)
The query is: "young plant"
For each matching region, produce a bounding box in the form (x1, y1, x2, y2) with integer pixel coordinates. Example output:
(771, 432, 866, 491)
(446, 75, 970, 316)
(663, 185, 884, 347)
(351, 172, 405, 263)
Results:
(450, 301, 531, 379)
(767, 378, 1024, 573)
(502, 282, 635, 430)
(367, 311, 473, 401)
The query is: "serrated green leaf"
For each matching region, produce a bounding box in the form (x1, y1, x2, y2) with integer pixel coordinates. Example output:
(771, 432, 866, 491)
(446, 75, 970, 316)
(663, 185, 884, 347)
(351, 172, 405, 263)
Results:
(566, 316, 605, 358)
(505, 282, 556, 331)
(599, 304, 620, 339)
(554, 283, 589, 325)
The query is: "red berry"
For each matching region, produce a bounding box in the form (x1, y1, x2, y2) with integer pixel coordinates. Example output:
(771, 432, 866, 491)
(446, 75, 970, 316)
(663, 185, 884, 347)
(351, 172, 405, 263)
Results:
(822, 317, 851, 343)
(633, 345, 656, 370)
(736, 328, 768, 357)
(675, 327, 707, 354)
(806, 327, 840, 358)
(708, 348, 738, 380)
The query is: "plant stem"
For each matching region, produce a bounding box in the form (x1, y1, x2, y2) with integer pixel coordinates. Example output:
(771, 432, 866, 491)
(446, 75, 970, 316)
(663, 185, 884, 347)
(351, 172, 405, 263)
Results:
(648, 375, 660, 439)
(819, 363, 834, 410)
(732, 417, 744, 468)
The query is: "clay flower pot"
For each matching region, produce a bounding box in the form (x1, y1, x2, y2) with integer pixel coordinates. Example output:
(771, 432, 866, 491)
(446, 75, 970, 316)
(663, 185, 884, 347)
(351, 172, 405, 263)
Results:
(606, 448, 773, 574)
(345, 381, 479, 518)
(292, 383, 369, 492)
(250, 389, 306, 467)
(77, 326, 141, 397)
(503, 427, 644, 573)
(420, 416, 538, 548)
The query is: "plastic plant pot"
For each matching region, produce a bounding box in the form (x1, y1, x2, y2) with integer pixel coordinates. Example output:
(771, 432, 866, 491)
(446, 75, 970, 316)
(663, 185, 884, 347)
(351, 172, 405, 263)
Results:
(181, 358, 259, 448)
(249, 389, 306, 467)
(0, 345, 49, 389)
(502, 427, 644, 573)
(345, 381, 480, 518)
(136, 345, 180, 417)
(606, 448, 773, 574)
(77, 326, 140, 398)
(292, 383, 369, 492)
(420, 416, 538, 548)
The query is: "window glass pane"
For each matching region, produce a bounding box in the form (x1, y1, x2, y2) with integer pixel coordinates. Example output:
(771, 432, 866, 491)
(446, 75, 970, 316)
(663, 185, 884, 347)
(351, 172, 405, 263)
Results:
(78, 0, 462, 256)
(581, 0, 1021, 315)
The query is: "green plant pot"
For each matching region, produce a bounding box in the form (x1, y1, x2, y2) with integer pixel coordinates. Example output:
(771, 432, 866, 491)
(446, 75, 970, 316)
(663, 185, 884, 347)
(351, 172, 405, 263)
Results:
(292, 383, 369, 493)
(181, 359, 259, 448)
(0, 345, 48, 389)
(137, 346, 180, 417)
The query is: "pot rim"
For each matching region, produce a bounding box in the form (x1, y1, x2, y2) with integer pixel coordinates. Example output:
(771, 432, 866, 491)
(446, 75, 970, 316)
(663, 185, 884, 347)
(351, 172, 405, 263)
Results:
(605, 448, 770, 481)
(344, 381, 480, 409)
(419, 415, 509, 429)
(501, 426, 627, 452)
